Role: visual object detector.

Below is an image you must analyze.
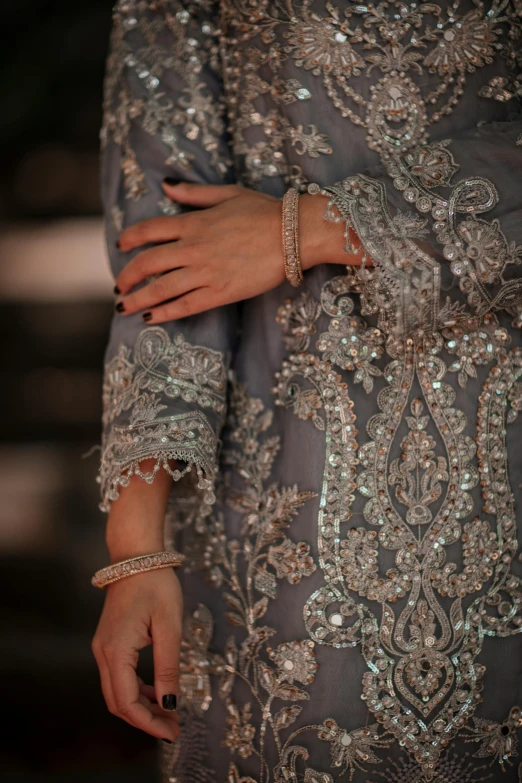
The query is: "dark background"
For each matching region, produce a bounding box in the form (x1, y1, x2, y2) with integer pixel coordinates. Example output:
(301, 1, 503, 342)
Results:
(1, 2, 159, 780)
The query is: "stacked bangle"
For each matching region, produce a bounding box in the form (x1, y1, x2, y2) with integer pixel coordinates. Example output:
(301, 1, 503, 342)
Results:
(91, 550, 185, 589)
(282, 187, 304, 287)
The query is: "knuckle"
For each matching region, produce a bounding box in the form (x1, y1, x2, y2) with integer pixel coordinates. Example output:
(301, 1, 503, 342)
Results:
(152, 276, 169, 301)
(176, 297, 193, 317)
(155, 665, 180, 683)
(133, 254, 149, 277)
(213, 275, 228, 295)
(102, 641, 119, 658)
(114, 700, 130, 718)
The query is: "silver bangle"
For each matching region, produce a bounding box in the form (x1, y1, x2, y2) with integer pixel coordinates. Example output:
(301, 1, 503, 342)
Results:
(282, 187, 304, 287)
(91, 550, 185, 589)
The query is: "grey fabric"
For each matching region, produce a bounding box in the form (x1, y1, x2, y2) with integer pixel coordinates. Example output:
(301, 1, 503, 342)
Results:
(99, 2, 522, 781)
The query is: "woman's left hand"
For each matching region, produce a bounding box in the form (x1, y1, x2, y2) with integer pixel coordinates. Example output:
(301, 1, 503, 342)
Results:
(114, 181, 360, 324)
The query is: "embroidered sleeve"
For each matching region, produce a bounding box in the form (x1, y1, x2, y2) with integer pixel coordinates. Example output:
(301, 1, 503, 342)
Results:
(98, 0, 237, 514)
(313, 117, 522, 337)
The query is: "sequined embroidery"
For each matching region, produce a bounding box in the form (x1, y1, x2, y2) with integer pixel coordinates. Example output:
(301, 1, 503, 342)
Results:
(99, 327, 227, 513)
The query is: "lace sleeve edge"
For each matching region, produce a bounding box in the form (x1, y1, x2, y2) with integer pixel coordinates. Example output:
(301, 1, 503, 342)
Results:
(98, 428, 217, 516)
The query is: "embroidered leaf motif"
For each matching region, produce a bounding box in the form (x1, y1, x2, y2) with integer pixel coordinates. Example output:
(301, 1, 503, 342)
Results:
(273, 705, 302, 732)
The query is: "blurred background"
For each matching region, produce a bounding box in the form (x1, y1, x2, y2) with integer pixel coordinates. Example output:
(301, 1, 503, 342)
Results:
(1, 2, 159, 780)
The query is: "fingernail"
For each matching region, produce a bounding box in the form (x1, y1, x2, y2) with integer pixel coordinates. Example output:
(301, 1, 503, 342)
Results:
(162, 694, 177, 711)
(116, 239, 121, 249)
(114, 285, 120, 295)
(115, 301, 125, 313)
(143, 311, 152, 322)
(164, 177, 180, 186)
(162, 738, 172, 745)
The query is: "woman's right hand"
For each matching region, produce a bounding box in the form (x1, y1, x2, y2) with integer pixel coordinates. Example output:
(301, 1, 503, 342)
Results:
(91, 565, 183, 743)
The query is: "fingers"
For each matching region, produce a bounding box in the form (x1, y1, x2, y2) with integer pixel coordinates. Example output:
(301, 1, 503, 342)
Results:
(117, 183, 242, 253)
(140, 287, 222, 324)
(151, 612, 182, 712)
(119, 216, 186, 253)
(163, 180, 243, 208)
(108, 649, 179, 741)
(117, 267, 201, 316)
(138, 680, 158, 703)
(94, 646, 118, 714)
(116, 243, 185, 296)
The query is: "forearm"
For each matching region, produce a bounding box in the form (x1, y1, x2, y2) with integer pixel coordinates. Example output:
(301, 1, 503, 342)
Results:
(105, 459, 174, 562)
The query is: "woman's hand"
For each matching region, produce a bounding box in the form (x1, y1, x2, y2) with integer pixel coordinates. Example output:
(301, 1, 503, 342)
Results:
(114, 181, 361, 324)
(92, 459, 180, 743)
(92, 567, 182, 744)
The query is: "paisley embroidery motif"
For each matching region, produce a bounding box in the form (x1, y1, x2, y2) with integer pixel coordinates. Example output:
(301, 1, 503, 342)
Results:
(273, 275, 522, 773)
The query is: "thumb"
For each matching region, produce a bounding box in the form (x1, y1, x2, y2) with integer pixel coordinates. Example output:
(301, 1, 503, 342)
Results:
(162, 179, 242, 207)
(152, 612, 181, 712)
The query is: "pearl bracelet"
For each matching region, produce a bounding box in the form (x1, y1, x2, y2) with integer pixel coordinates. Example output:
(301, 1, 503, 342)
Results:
(91, 550, 185, 589)
(282, 187, 304, 287)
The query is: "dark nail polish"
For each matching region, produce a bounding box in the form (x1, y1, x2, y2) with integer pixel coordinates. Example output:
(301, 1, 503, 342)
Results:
(164, 177, 180, 186)
(143, 311, 153, 322)
(116, 239, 121, 249)
(115, 301, 125, 313)
(162, 694, 177, 711)
(162, 738, 172, 745)
(114, 285, 120, 295)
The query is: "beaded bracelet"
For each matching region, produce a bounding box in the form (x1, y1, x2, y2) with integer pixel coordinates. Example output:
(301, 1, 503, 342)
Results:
(91, 550, 185, 589)
(282, 187, 304, 287)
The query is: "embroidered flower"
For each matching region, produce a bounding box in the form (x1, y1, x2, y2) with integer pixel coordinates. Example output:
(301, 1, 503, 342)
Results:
(443, 314, 511, 388)
(317, 316, 384, 393)
(317, 719, 390, 778)
(463, 706, 522, 770)
(224, 700, 256, 759)
(457, 218, 510, 284)
(404, 652, 446, 700)
(268, 640, 318, 684)
(402, 140, 459, 188)
(268, 538, 317, 584)
(424, 10, 499, 76)
(277, 292, 321, 352)
(284, 16, 364, 77)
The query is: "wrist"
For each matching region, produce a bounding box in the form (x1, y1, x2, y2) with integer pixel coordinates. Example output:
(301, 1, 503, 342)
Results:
(104, 459, 174, 562)
(299, 193, 348, 269)
(279, 190, 356, 277)
(106, 518, 165, 563)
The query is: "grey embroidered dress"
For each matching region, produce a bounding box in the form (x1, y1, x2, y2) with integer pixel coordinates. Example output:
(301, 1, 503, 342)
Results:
(99, 1, 522, 781)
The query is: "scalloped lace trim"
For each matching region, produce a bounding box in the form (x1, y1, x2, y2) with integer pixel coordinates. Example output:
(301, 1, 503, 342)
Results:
(99, 326, 227, 513)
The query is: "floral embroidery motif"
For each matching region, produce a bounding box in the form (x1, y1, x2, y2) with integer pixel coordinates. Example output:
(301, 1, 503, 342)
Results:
(443, 314, 511, 388)
(267, 539, 316, 584)
(463, 706, 522, 769)
(221, 0, 518, 165)
(102, 0, 231, 203)
(317, 719, 391, 779)
(423, 7, 499, 76)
